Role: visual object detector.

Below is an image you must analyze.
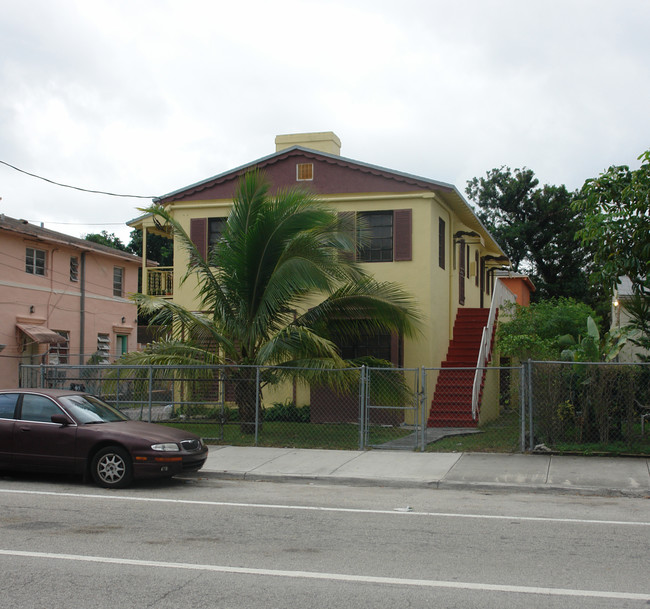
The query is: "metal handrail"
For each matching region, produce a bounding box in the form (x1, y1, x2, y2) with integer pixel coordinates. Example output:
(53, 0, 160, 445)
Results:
(471, 278, 517, 419)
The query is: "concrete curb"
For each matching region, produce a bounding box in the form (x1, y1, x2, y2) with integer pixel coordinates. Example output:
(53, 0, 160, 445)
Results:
(188, 469, 650, 498)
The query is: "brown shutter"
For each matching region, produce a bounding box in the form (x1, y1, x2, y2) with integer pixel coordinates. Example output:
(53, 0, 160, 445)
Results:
(459, 240, 466, 305)
(393, 209, 412, 261)
(438, 218, 446, 269)
(190, 218, 207, 260)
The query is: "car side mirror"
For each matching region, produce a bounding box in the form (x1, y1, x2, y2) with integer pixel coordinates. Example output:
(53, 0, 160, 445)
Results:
(51, 414, 71, 426)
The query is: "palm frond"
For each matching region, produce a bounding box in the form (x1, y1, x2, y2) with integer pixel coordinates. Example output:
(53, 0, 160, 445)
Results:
(298, 277, 422, 340)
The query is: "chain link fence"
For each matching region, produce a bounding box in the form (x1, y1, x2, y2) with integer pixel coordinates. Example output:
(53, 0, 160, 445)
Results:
(524, 361, 650, 454)
(18, 361, 650, 454)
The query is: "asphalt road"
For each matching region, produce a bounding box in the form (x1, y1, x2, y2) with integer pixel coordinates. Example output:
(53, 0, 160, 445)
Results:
(0, 473, 649, 608)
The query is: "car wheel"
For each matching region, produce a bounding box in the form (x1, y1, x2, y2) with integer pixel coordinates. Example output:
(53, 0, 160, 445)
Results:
(91, 446, 133, 488)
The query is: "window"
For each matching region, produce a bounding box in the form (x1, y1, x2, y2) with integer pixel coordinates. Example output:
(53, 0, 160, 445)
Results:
(208, 217, 227, 250)
(0, 394, 19, 419)
(113, 267, 124, 297)
(296, 163, 313, 181)
(70, 256, 79, 282)
(438, 218, 446, 269)
(358, 211, 394, 262)
(190, 217, 227, 260)
(339, 332, 393, 362)
(20, 394, 63, 423)
(49, 331, 70, 365)
(26, 248, 46, 276)
(97, 333, 110, 362)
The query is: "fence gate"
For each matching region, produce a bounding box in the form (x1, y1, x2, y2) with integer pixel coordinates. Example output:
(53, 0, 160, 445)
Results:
(363, 367, 423, 450)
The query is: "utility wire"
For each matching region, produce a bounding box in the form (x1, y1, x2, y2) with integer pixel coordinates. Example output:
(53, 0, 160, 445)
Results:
(0, 160, 157, 199)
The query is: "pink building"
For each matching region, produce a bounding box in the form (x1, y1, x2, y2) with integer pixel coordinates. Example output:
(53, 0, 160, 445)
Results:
(0, 215, 142, 388)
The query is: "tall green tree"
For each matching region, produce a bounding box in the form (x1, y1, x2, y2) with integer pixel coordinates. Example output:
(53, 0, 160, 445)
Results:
(573, 150, 650, 295)
(127, 229, 173, 266)
(466, 167, 592, 302)
(121, 171, 420, 432)
(84, 230, 129, 251)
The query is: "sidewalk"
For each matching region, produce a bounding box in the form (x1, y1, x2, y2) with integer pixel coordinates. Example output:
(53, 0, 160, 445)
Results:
(196, 446, 650, 497)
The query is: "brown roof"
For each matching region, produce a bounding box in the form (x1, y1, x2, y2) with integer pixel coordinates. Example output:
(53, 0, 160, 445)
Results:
(0, 214, 142, 264)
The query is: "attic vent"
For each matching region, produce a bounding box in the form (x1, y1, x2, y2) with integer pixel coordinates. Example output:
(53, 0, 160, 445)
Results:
(296, 163, 313, 181)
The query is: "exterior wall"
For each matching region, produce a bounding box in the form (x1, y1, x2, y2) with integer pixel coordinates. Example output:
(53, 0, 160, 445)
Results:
(499, 276, 534, 307)
(131, 137, 508, 420)
(612, 278, 648, 362)
(140, 190, 501, 414)
(0, 226, 140, 388)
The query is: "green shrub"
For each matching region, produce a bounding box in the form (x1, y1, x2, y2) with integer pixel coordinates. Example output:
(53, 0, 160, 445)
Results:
(263, 400, 310, 422)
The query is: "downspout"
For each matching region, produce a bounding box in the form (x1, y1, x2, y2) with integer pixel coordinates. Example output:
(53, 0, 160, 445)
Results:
(79, 252, 86, 364)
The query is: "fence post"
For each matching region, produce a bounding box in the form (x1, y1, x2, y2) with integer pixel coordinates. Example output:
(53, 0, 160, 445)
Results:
(254, 366, 260, 447)
(527, 359, 534, 451)
(359, 365, 366, 451)
(147, 366, 153, 423)
(116, 367, 121, 410)
(520, 363, 526, 453)
(219, 368, 225, 441)
(420, 367, 426, 452)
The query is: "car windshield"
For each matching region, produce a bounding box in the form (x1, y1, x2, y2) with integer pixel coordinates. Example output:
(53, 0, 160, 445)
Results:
(59, 394, 129, 424)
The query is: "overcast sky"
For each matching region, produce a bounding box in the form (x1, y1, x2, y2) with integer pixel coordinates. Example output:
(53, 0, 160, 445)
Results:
(1, 0, 649, 243)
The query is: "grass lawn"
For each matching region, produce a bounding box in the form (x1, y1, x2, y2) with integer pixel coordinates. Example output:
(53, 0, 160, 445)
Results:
(425, 410, 522, 453)
(162, 420, 412, 450)
(162, 412, 650, 455)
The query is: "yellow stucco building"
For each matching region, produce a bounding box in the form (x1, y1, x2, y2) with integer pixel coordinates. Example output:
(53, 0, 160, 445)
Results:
(129, 132, 514, 425)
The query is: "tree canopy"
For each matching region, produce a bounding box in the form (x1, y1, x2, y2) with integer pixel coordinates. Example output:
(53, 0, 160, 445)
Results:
(573, 150, 650, 295)
(84, 230, 129, 251)
(127, 228, 173, 266)
(466, 167, 592, 302)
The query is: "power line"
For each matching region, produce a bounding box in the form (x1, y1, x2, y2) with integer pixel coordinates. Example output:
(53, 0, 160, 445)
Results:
(0, 160, 157, 199)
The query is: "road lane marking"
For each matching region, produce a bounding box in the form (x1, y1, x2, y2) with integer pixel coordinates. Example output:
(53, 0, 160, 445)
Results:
(0, 548, 648, 601)
(0, 488, 649, 527)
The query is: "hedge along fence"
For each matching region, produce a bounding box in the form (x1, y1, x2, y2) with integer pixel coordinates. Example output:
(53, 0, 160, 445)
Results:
(524, 361, 650, 453)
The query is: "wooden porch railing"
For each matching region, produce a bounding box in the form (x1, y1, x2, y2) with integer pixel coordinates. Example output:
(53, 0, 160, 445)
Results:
(147, 267, 173, 297)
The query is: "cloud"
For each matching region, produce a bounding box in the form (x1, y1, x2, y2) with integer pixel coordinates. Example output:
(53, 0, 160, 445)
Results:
(1, 0, 648, 243)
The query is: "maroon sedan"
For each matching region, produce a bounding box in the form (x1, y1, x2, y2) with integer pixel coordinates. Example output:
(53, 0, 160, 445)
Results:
(0, 388, 208, 488)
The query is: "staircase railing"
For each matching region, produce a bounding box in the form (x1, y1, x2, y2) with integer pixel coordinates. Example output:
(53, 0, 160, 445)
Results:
(471, 278, 517, 420)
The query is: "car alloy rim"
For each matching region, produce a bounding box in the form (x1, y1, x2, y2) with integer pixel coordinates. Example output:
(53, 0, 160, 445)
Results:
(97, 453, 125, 483)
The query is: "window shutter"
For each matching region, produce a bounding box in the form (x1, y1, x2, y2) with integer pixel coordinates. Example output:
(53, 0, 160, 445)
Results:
(438, 218, 446, 269)
(393, 209, 412, 261)
(190, 218, 207, 260)
(459, 241, 466, 306)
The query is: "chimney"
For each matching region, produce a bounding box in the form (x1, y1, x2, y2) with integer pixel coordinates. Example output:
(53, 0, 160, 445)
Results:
(275, 131, 341, 156)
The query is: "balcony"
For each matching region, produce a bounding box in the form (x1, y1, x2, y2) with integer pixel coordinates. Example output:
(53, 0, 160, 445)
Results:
(147, 267, 173, 297)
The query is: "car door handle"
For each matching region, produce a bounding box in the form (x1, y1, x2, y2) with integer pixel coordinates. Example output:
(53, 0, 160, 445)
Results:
(19, 427, 31, 432)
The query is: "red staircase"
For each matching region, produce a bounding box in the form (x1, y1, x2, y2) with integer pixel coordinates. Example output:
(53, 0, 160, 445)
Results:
(427, 308, 494, 428)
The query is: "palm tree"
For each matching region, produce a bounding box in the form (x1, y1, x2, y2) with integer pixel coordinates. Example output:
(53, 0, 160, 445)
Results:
(123, 171, 420, 432)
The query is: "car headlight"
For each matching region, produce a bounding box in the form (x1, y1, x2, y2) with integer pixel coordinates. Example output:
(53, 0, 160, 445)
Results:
(151, 443, 180, 452)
